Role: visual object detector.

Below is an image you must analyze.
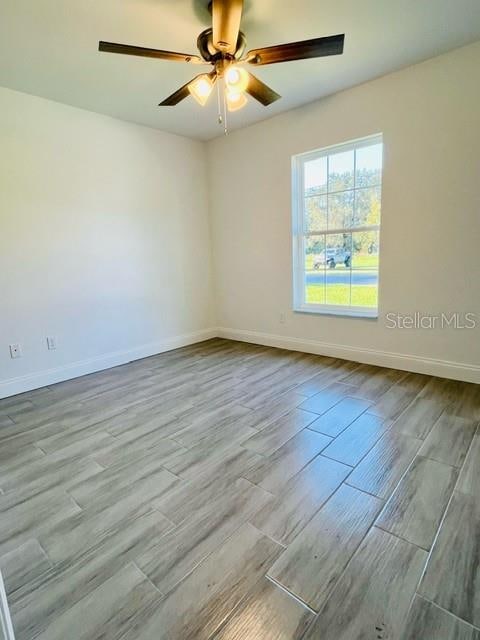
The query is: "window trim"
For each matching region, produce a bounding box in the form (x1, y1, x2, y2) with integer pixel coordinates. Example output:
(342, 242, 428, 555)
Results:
(292, 134, 383, 319)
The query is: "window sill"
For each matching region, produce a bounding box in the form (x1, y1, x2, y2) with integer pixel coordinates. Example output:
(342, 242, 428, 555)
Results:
(294, 305, 378, 319)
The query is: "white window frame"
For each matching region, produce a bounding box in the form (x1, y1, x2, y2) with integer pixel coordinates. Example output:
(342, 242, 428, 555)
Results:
(292, 134, 383, 319)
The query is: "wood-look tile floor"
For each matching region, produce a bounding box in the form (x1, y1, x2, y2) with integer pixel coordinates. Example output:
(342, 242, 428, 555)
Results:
(0, 338, 479, 639)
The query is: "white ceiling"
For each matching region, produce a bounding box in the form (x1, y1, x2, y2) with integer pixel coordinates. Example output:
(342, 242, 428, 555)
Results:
(1, 0, 480, 140)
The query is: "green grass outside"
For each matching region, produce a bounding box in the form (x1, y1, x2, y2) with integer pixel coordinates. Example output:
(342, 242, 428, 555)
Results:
(306, 284, 378, 307)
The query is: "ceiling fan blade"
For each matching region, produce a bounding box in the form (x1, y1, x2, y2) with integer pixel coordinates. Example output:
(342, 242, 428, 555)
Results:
(159, 83, 191, 107)
(246, 72, 281, 106)
(212, 0, 243, 55)
(247, 34, 345, 66)
(99, 41, 203, 64)
(159, 72, 216, 106)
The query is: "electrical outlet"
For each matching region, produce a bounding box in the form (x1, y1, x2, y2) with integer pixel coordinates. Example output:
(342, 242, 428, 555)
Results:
(279, 312, 286, 324)
(46, 336, 57, 350)
(9, 344, 22, 359)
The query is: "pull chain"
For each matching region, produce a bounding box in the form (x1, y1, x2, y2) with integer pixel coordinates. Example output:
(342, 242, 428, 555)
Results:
(216, 74, 229, 136)
(222, 78, 228, 136)
(216, 78, 223, 127)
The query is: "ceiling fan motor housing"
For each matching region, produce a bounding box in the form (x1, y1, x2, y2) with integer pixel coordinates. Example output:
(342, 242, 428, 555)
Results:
(197, 28, 246, 62)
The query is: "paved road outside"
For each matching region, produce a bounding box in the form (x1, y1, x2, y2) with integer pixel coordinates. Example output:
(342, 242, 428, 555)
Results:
(306, 270, 378, 286)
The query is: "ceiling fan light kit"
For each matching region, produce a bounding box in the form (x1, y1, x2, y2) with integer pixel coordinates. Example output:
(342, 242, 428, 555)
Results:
(98, 0, 345, 132)
(225, 66, 249, 92)
(188, 73, 217, 106)
(226, 89, 248, 111)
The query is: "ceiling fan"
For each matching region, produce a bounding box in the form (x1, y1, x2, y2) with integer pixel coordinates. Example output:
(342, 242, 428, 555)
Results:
(98, 0, 344, 114)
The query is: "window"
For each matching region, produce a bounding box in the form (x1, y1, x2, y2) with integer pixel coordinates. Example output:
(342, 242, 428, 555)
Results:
(292, 134, 383, 318)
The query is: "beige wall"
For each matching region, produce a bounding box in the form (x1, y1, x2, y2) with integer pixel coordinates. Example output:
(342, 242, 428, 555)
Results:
(207, 42, 480, 382)
(0, 87, 215, 396)
(1, 41, 479, 396)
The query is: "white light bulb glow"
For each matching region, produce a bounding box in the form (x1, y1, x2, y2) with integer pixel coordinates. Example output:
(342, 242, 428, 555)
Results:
(188, 74, 215, 106)
(226, 89, 248, 112)
(225, 66, 249, 93)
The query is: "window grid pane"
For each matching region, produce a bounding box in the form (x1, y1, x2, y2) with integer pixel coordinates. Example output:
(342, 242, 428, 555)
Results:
(295, 136, 382, 314)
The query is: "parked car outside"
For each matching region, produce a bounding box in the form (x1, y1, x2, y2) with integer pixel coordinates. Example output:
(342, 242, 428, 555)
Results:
(313, 248, 351, 269)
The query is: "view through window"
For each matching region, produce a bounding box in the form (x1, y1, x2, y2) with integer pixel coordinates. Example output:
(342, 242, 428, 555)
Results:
(292, 134, 383, 317)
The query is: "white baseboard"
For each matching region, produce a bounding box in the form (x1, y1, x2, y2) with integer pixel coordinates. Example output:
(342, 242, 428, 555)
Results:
(2, 325, 477, 399)
(0, 328, 217, 399)
(217, 327, 480, 384)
